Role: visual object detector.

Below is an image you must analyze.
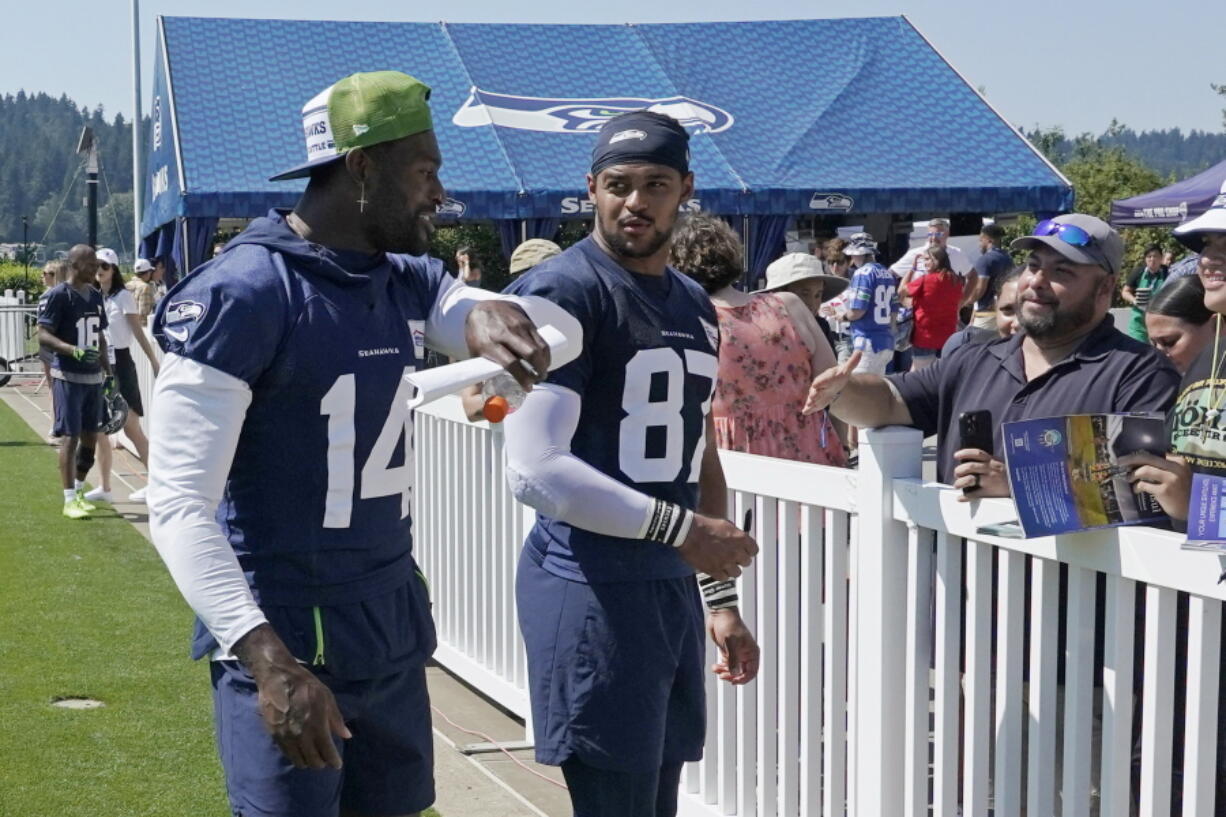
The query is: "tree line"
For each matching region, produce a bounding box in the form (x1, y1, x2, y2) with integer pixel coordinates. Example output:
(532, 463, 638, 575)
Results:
(0, 91, 142, 253)
(0, 89, 1223, 251)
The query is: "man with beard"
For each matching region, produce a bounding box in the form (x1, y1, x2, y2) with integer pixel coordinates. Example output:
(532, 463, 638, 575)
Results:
(146, 71, 552, 817)
(803, 213, 1179, 498)
(502, 110, 760, 817)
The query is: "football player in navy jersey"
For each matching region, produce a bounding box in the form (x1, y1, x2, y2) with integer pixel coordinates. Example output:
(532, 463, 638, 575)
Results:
(503, 111, 760, 817)
(146, 72, 550, 817)
(38, 244, 113, 519)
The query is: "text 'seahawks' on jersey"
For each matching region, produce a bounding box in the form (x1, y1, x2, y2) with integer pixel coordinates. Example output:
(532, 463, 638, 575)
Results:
(505, 236, 719, 584)
(154, 210, 446, 677)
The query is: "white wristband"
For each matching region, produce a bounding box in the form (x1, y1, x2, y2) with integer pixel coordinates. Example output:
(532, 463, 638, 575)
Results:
(643, 498, 694, 548)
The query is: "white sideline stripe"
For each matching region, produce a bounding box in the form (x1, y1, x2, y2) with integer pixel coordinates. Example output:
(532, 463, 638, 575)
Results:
(431, 726, 550, 817)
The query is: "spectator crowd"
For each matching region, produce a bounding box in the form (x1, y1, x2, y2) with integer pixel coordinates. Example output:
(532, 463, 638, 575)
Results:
(15, 65, 1226, 817)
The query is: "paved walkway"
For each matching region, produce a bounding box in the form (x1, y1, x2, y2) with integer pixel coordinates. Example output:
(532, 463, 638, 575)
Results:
(0, 378, 569, 817)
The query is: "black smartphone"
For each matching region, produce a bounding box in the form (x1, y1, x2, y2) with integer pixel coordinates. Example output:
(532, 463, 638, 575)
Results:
(958, 410, 994, 456)
(958, 410, 993, 496)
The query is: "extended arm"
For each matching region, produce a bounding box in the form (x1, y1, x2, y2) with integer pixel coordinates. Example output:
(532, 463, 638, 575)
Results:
(503, 384, 756, 579)
(426, 275, 563, 390)
(503, 383, 694, 545)
(803, 352, 914, 429)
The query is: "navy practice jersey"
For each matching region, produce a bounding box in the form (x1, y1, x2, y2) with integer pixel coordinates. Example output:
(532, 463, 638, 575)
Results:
(155, 211, 446, 616)
(505, 237, 720, 583)
(38, 282, 108, 379)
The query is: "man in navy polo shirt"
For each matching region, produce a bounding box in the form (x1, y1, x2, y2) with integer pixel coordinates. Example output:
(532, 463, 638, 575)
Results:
(804, 213, 1179, 496)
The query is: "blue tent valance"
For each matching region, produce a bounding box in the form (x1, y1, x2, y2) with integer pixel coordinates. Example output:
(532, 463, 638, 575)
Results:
(141, 15, 1072, 241)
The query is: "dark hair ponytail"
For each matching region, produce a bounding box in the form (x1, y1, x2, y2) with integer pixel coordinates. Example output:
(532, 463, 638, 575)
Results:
(1147, 275, 1212, 326)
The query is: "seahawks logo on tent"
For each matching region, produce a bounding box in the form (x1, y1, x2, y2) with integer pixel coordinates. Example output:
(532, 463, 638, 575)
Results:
(436, 198, 467, 218)
(809, 193, 854, 212)
(452, 88, 734, 134)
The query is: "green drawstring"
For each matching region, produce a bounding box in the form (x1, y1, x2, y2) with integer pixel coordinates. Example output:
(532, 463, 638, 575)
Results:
(416, 569, 431, 602)
(312, 606, 325, 666)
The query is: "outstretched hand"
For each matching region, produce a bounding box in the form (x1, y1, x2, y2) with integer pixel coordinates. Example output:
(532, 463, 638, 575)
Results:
(802, 350, 861, 415)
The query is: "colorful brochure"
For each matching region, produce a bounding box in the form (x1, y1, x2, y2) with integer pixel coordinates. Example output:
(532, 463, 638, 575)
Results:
(1001, 413, 1168, 537)
(1185, 473, 1226, 552)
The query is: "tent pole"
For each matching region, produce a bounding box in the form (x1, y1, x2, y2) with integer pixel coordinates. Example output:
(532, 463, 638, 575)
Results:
(131, 0, 143, 258)
(742, 215, 752, 290)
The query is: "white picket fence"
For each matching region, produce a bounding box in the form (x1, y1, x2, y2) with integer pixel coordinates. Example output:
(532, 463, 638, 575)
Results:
(413, 397, 1226, 817)
(0, 290, 36, 366)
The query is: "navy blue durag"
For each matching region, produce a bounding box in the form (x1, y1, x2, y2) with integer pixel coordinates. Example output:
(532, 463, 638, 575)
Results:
(590, 110, 690, 177)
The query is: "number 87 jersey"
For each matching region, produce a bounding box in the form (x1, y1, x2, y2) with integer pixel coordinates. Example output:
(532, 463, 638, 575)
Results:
(504, 237, 719, 584)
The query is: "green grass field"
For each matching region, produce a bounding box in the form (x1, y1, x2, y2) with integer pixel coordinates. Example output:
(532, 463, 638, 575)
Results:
(0, 401, 439, 817)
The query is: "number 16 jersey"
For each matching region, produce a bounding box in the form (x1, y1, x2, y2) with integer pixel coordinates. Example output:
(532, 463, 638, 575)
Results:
(505, 237, 719, 584)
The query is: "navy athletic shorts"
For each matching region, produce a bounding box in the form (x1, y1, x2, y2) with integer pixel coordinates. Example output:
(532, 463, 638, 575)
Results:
(210, 660, 435, 817)
(52, 378, 103, 437)
(516, 549, 706, 773)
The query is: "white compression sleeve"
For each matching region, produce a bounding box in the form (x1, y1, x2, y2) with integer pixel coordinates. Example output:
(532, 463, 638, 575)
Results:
(424, 278, 585, 371)
(147, 354, 268, 654)
(503, 383, 693, 545)
(424, 272, 499, 360)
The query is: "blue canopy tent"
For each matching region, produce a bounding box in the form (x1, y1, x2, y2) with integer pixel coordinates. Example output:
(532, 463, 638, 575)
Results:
(1110, 159, 1226, 227)
(139, 15, 1072, 276)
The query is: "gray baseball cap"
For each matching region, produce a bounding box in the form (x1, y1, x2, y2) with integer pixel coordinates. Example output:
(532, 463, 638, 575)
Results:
(1010, 214, 1123, 275)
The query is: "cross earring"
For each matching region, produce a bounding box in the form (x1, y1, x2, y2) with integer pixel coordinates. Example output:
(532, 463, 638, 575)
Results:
(358, 182, 368, 214)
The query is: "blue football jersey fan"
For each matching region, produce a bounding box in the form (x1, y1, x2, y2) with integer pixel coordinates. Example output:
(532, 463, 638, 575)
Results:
(505, 237, 719, 583)
(847, 261, 898, 353)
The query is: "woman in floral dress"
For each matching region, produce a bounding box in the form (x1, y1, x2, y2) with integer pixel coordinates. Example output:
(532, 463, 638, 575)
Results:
(670, 215, 847, 467)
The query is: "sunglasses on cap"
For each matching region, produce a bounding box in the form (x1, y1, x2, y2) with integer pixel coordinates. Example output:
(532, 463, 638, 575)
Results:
(1033, 219, 1095, 248)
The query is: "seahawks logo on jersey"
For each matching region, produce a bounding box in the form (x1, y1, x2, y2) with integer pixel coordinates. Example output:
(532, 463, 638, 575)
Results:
(164, 300, 206, 325)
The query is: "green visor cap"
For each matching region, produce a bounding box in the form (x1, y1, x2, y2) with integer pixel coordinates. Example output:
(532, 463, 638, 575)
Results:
(270, 70, 433, 181)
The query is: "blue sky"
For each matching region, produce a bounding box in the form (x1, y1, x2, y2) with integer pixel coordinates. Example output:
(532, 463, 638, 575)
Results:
(6, 0, 1224, 136)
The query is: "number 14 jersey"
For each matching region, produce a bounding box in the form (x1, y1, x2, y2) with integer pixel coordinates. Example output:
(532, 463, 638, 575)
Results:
(505, 237, 719, 584)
